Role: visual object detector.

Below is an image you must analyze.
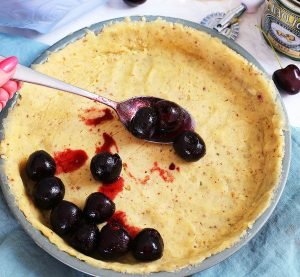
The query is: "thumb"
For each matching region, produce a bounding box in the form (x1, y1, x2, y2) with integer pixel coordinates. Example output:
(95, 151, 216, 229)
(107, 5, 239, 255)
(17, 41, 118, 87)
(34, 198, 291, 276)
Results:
(0, 57, 18, 87)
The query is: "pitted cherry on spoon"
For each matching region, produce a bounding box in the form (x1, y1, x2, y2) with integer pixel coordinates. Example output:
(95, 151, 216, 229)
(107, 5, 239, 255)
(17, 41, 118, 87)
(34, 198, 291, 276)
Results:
(10, 58, 195, 144)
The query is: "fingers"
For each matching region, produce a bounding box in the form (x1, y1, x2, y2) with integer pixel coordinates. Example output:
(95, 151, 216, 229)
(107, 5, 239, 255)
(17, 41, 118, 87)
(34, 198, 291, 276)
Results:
(0, 88, 9, 111)
(0, 56, 19, 112)
(0, 88, 9, 101)
(0, 56, 18, 87)
(2, 80, 19, 98)
(0, 81, 20, 112)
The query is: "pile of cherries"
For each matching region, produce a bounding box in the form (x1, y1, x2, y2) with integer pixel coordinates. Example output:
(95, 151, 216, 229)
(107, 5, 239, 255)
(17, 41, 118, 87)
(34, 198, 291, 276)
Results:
(130, 100, 206, 162)
(25, 150, 164, 261)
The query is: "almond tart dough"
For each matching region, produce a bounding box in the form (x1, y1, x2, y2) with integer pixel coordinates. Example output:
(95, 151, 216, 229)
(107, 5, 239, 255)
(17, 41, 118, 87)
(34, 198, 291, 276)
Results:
(0, 19, 285, 274)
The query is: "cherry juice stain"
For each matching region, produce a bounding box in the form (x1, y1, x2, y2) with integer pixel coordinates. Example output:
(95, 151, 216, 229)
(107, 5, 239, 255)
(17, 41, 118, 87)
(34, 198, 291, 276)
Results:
(54, 149, 88, 174)
(124, 162, 176, 185)
(96, 132, 119, 154)
(169, 162, 180, 172)
(139, 175, 150, 185)
(123, 163, 137, 180)
(151, 162, 174, 183)
(123, 163, 151, 185)
(99, 177, 124, 200)
(80, 108, 114, 126)
(257, 94, 264, 102)
(110, 211, 141, 238)
(169, 163, 176, 170)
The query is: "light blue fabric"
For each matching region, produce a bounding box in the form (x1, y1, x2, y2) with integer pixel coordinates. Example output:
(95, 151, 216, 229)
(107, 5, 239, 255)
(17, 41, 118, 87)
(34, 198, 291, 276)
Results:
(0, 34, 299, 277)
(0, 0, 107, 34)
(0, 33, 48, 65)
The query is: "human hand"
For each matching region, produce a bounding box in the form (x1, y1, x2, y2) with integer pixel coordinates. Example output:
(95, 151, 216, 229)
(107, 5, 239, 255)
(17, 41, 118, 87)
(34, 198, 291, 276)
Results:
(0, 56, 21, 112)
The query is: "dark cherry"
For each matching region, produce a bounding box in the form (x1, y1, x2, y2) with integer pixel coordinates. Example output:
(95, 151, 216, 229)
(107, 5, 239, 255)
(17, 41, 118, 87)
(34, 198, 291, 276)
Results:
(33, 177, 65, 210)
(132, 228, 164, 261)
(90, 152, 122, 184)
(50, 200, 82, 236)
(130, 107, 158, 139)
(173, 131, 206, 162)
(83, 192, 115, 224)
(155, 100, 183, 132)
(97, 221, 131, 259)
(68, 223, 99, 254)
(26, 150, 56, 181)
(273, 64, 300, 95)
(123, 0, 147, 7)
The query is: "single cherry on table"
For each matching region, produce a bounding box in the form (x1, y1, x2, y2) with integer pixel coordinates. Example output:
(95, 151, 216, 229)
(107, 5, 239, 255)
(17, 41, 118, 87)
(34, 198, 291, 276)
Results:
(256, 24, 300, 95)
(273, 64, 300, 95)
(123, 0, 147, 6)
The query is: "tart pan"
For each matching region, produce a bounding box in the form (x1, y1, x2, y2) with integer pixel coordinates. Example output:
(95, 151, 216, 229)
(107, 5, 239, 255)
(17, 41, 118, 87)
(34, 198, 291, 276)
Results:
(0, 16, 291, 276)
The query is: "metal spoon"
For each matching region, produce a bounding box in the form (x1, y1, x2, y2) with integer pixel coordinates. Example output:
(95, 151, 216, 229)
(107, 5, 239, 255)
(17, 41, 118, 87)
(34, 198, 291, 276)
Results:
(11, 61, 195, 143)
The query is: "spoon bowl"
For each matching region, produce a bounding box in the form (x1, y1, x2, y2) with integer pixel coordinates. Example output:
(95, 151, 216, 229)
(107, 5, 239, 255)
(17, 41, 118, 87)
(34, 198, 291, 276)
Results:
(117, 96, 195, 143)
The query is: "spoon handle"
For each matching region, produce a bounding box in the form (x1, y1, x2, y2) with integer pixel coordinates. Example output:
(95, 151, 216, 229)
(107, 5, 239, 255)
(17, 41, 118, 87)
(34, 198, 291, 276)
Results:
(4, 56, 118, 110)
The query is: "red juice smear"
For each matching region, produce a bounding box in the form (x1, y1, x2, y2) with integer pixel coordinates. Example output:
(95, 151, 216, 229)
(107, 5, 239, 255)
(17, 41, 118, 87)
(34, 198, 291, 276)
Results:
(150, 162, 174, 183)
(123, 162, 137, 180)
(110, 211, 141, 238)
(80, 108, 114, 126)
(257, 94, 263, 102)
(99, 177, 124, 200)
(54, 149, 88, 174)
(139, 175, 150, 185)
(169, 162, 180, 172)
(96, 132, 119, 153)
(85, 108, 114, 126)
(127, 171, 136, 180)
(123, 163, 151, 185)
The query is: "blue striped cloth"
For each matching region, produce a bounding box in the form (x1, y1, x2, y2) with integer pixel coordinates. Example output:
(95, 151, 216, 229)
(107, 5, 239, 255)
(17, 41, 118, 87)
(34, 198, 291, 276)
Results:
(0, 32, 299, 277)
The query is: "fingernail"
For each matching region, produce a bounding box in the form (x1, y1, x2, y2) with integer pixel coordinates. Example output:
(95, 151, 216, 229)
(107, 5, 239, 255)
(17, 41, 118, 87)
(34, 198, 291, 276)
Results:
(0, 56, 18, 73)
